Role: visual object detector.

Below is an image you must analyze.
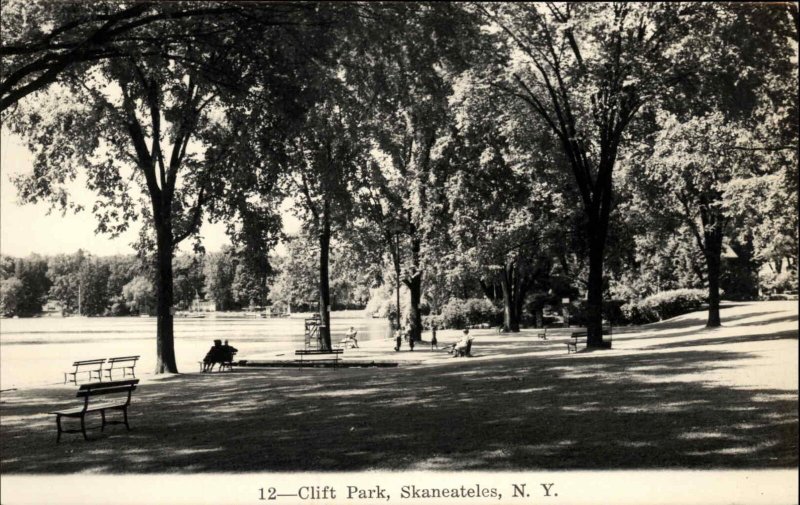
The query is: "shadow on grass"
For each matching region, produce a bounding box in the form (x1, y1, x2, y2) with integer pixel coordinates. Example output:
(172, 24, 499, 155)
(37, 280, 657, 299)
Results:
(647, 330, 798, 350)
(1, 342, 797, 473)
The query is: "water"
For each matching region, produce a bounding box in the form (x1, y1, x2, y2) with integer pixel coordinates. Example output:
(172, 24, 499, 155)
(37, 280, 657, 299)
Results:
(0, 311, 392, 389)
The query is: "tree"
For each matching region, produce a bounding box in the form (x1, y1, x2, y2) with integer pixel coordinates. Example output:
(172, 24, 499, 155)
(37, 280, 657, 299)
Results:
(5, 254, 51, 316)
(441, 68, 575, 332)
(284, 81, 370, 349)
(0, 1, 243, 111)
(231, 257, 273, 309)
(172, 254, 205, 310)
(0, 277, 24, 317)
(635, 112, 761, 326)
(472, 3, 704, 346)
(78, 256, 111, 316)
(269, 237, 320, 312)
(123, 275, 155, 315)
(6, 3, 322, 372)
(105, 254, 143, 314)
(46, 251, 85, 315)
(204, 248, 238, 312)
(622, 3, 798, 323)
(348, 3, 480, 340)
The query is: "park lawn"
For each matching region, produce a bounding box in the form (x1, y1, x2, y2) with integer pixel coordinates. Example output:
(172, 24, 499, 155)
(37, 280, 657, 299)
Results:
(0, 301, 796, 473)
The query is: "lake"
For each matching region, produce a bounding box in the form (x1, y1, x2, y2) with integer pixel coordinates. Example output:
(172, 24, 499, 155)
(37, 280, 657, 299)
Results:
(0, 311, 392, 389)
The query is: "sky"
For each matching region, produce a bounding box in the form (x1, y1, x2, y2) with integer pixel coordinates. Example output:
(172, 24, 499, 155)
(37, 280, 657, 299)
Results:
(0, 129, 300, 258)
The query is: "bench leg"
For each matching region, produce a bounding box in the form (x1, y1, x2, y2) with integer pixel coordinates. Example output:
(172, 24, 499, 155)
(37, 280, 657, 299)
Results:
(123, 407, 131, 431)
(56, 415, 63, 443)
(80, 415, 88, 441)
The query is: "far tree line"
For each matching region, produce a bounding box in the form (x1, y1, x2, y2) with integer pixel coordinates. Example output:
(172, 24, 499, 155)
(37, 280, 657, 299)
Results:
(0, 243, 374, 318)
(2, 2, 796, 372)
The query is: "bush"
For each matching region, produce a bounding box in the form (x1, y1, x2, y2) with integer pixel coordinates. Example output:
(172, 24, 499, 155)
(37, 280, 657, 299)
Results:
(437, 297, 499, 329)
(620, 288, 712, 324)
(464, 298, 498, 325)
(422, 314, 444, 330)
(440, 298, 467, 329)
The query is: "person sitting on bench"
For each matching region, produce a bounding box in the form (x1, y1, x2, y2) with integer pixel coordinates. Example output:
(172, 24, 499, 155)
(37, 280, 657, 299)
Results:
(343, 327, 359, 348)
(452, 329, 472, 357)
(221, 340, 238, 363)
(202, 340, 224, 372)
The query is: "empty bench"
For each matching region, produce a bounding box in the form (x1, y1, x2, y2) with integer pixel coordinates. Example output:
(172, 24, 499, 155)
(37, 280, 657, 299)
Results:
(295, 349, 343, 369)
(103, 355, 140, 380)
(50, 379, 139, 442)
(64, 359, 105, 384)
(567, 327, 612, 353)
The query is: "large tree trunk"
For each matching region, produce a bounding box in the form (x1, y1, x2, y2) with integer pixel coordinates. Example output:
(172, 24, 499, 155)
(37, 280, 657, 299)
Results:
(584, 159, 613, 348)
(499, 260, 520, 332)
(318, 207, 332, 351)
(585, 232, 605, 347)
(392, 233, 401, 329)
(704, 228, 723, 328)
(155, 222, 178, 373)
(407, 274, 422, 340)
(405, 234, 423, 341)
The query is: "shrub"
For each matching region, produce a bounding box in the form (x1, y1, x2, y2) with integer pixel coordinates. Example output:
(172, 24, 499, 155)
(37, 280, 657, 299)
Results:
(437, 297, 499, 329)
(422, 314, 444, 330)
(620, 288, 712, 324)
(440, 298, 467, 329)
(464, 298, 498, 325)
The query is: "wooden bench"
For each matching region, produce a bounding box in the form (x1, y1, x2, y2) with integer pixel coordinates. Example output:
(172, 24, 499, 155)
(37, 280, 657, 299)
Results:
(295, 349, 343, 368)
(64, 359, 105, 385)
(197, 359, 235, 372)
(567, 327, 612, 353)
(103, 355, 140, 380)
(537, 327, 548, 340)
(50, 379, 139, 442)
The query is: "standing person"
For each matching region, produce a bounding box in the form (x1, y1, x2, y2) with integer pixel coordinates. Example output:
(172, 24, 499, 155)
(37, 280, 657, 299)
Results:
(408, 326, 415, 352)
(431, 322, 438, 349)
(394, 325, 403, 352)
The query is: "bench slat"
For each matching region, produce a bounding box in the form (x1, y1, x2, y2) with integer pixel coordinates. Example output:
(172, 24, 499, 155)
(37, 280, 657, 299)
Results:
(72, 359, 106, 366)
(78, 379, 139, 390)
(52, 400, 128, 415)
(77, 386, 136, 397)
(107, 356, 139, 363)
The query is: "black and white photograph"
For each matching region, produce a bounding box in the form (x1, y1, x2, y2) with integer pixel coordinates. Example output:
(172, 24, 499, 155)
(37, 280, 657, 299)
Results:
(0, 2, 797, 504)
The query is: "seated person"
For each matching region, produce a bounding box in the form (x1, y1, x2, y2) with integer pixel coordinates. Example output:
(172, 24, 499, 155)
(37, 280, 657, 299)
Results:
(202, 339, 224, 372)
(343, 326, 359, 348)
(220, 339, 238, 364)
(452, 329, 472, 357)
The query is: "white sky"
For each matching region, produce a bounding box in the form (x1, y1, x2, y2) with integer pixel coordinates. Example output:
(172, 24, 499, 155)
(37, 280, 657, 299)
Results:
(0, 129, 300, 258)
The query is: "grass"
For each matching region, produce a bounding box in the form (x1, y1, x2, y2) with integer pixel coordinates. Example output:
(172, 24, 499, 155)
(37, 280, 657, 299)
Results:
(0, 301, 796, 473)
